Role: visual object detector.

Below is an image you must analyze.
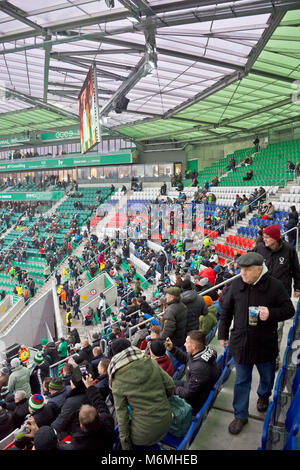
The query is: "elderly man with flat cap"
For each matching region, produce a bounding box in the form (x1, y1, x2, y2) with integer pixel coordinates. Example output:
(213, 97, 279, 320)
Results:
(218, 252, 295, 435)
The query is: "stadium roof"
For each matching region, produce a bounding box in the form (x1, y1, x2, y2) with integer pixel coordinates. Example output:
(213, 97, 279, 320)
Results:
(0, 1, 299, 147)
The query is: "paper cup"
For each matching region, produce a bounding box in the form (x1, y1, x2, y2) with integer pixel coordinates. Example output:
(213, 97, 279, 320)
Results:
(249, 306, 259, 326)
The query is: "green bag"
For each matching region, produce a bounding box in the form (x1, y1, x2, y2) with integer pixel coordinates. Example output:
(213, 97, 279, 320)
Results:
(168, 395, 193, 437)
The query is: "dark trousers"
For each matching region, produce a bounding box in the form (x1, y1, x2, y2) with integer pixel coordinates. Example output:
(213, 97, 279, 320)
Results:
(233, 360, 276, 420)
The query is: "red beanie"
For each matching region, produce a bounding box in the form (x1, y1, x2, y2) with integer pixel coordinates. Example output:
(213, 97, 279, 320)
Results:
(263, 224, 281, 242)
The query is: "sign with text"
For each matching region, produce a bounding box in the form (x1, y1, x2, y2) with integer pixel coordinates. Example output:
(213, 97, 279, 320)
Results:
(0, 152, 132, 173)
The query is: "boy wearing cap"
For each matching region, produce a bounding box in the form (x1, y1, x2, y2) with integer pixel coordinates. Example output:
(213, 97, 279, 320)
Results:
(149, 339, 174, 377)
(218, 252, 295, 435)
(29, 351, 50, 395)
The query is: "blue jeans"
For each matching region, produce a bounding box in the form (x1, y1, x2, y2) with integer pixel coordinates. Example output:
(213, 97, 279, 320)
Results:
(233, 360, 276, 419)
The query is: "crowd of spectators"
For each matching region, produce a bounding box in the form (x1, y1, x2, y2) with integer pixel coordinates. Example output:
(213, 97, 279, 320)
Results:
(0, 156, 299, 449)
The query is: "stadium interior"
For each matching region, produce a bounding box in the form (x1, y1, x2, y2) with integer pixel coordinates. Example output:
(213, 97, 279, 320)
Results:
(0, 0, 299, 453)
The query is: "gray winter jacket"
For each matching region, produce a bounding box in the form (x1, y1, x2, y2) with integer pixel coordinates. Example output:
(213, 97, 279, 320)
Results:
(8, 365, 31, 398)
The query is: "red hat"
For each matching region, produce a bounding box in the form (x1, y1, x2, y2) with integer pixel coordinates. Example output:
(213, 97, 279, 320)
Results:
(263, 224, 281, 242)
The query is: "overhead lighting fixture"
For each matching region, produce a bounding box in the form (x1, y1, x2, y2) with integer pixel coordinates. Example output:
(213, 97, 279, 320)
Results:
(113, 96, 130, 114)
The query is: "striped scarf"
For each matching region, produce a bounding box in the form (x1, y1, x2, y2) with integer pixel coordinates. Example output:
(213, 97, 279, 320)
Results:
(108, 346, 144, 388)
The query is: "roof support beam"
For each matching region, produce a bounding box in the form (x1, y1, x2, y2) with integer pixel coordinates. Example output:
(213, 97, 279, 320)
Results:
(0, 1, 46, 34)
(0, 85, 79, 121)
(133, 96, 294, 142)
(43, 35, 52, 103)
(0, 0, 298, 46)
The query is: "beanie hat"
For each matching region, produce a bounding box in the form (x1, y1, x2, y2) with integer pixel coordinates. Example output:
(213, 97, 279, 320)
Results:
(28, 394, 45, 412)
(33, 351, 44, 366)
(49, 378, 64, 391)
(33, 426, 58, 451)
(149, 339, 166, 357)
(263, 224, 281, 242)
(41, 338, 48, 346)
(203, 296, 213, 307)
(10, 358, 20, 368)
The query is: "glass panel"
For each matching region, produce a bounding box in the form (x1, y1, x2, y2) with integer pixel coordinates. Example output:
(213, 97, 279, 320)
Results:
(97, 167, 104, 179)
(159, 163, 173, 177)
(103, 166, 117, 179)
(145, 164, 153, 177)
(90, 167, 98, 181)
(152, 164, 159, 177)
(131, 165, 144, 178)
(118, 165, 131, 179)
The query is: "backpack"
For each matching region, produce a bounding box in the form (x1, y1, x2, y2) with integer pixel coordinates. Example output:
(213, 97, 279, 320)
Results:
(168, 395, 193, 437)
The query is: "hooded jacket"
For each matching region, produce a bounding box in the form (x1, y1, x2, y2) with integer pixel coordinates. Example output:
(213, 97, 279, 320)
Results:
(7, 364, 31, 398)
(218, 271, 295, 364)
(169, 345, 218, 412)
(109, 347, 174, 450)
(180, 289, 208, 334)
(199, 305, 218, 336)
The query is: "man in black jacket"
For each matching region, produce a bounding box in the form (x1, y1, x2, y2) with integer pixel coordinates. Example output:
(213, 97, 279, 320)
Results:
(180, 278, 208, 334)
(253, 224, 300, 298)
(73, 338, 94, 366)
(218, 252, 295, 435)
(58, 375, 114, 451)
(8, 390, 28, 430)
(160, 287, 187, 348)
(165, 330, 218, 413)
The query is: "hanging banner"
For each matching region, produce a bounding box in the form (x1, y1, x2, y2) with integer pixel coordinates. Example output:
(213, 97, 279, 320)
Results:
(0, 191, 64, 201)
(0, 151, 132, 173)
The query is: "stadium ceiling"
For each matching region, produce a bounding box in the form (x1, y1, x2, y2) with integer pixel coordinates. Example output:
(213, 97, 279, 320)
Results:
(0, 1, 299, 147)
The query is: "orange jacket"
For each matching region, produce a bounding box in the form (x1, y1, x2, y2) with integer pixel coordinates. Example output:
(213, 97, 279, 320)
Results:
(60, 289, 67, 302)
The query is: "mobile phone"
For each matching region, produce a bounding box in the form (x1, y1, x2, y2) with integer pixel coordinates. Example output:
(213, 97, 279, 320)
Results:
(79, 366, 88, 378)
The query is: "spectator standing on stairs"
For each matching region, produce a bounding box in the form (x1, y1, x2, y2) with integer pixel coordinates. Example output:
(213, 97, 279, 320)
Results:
(218, 252, 295, 435)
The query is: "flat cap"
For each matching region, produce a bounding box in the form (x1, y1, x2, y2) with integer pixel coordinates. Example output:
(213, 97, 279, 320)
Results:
(164, 286, 181, 297)
(237, 252, 264, 268)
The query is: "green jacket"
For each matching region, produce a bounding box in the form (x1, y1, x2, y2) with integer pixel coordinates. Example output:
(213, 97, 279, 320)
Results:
(199, 305, 218, 335)
(8, 364, 31, 398)
(58, 341, 68, 358)
(112, 355, 174, 450)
